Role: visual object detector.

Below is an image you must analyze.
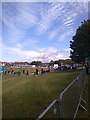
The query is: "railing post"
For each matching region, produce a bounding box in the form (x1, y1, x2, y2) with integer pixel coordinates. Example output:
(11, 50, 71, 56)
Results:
(54, 100, 61, 119)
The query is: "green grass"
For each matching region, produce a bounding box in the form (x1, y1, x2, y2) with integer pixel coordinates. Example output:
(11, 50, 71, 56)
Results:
(2, 69, 88, 119)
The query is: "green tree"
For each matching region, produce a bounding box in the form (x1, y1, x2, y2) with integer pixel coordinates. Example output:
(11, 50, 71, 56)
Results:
(70, 20, 90, 63)
(30, 61, 42, 66)
(49, 60, 54, 66)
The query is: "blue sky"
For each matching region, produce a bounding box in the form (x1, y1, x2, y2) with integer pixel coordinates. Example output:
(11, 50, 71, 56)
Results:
(0, 0, 88, 62)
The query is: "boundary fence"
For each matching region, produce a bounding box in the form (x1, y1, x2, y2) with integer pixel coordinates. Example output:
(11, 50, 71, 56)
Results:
(36, 70, 87, 119)
(36, 100, 60, 120)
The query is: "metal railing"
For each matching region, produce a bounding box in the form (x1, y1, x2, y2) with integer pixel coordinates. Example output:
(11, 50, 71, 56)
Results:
(36, 100, 60, 120)
(60, 70, 87, 119)
(36, 70, 87, 119)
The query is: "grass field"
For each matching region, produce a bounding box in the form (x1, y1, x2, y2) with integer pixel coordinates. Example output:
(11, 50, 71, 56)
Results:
(1, 69, 89, 119)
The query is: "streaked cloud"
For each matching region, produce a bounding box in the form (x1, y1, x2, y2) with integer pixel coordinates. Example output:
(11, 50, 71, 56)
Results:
(49, 29, 59, 40)
(1, 2, 88, 62)
(58, 31, 72, 42)
(1, 0, 90, 2)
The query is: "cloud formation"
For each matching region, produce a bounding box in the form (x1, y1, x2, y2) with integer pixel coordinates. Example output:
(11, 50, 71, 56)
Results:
(1, 0, 90, 2)
(3, 45, 70, 62)
(1, 2, 88, 62)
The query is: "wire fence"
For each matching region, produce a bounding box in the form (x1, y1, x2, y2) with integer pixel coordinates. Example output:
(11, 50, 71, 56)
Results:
(36, 70, 87, 119)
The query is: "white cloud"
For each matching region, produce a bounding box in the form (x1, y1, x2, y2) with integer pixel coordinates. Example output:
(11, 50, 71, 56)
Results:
(2, 12, 25, 43)
(37, 3, 64, 34)
(16, 3, 39, 27)
(37, 23, 48, 34)
(15, 43, 22, 49)
(49, 29, 59, 40)
(2, 2, 88, 39)
(2, 45, 70, 62)
(1, 0, 90, 2)
(58, 31, 72, 42)
(2, 2, 39, 44)
(21, 38, 38, 50)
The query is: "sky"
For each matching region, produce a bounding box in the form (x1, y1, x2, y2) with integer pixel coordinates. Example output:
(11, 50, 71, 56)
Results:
(0, 0, 89, 63)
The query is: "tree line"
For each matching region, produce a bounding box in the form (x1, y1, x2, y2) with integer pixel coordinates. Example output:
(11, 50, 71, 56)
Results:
(30, 59, 73, 66)
(70, 19, 90, 63)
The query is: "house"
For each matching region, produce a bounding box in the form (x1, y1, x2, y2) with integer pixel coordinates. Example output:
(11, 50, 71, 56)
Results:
(12, 62, 37, 68)
(0, 62, 11, 67)
(12, 62, 30, 68)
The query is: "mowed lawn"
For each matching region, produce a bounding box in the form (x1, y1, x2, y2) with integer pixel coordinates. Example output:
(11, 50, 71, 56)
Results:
(2, 69, 84, 118)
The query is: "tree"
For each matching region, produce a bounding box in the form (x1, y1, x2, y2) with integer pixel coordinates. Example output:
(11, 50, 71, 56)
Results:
(70, 20, 90, 63)
(49, 60, 54, 66)
(30, 61, 42, 66)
